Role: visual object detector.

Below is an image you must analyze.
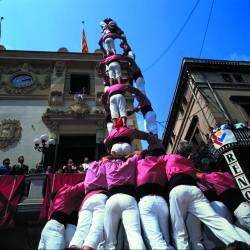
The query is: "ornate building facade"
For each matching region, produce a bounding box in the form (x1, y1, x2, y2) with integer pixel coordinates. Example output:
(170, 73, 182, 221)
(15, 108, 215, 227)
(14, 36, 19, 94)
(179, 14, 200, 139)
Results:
(163, 58, 250, 152)
(0, 47, 138, 168)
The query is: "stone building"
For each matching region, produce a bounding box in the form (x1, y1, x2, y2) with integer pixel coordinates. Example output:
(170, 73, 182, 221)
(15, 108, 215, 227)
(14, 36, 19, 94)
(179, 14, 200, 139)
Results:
(0, 46, 138, 168)
(162, 58, 250, 153)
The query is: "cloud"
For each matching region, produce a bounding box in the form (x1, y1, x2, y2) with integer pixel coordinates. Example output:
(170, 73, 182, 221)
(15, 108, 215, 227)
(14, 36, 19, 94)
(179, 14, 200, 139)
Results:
(228, 52, 250, 61)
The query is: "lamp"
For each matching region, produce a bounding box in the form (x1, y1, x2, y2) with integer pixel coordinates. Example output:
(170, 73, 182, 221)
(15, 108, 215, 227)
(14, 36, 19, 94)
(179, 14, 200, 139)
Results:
(33, 134, 56, 170)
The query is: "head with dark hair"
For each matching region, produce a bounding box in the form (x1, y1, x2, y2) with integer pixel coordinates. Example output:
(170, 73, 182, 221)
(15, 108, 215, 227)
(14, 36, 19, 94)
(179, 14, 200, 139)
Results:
(18, 155, 24, 164)
(3, 158, 10, 165)
(176, 141, 193, 158)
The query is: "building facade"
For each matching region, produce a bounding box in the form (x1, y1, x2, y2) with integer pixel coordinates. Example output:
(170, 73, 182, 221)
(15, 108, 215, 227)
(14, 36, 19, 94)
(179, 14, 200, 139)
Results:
(163, 58, 250, 153)
(0, 47, 138, 168)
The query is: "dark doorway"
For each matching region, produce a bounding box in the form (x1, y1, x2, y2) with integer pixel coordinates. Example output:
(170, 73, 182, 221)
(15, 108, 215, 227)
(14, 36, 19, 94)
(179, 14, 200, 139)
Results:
(56, 135, 96, 168)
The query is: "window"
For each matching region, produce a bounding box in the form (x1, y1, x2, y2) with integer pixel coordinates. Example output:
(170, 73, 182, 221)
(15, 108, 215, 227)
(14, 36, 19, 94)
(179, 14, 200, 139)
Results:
(70, 74, 90, 95)
(233, 74, 244, 83)
(221, 74, 233, 82)
(230, 96, 250, 117)
(185, 116, 198, 141)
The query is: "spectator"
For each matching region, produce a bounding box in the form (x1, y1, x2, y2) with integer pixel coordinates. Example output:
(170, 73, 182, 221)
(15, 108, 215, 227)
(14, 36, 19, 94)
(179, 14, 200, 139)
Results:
(12, 155, 29, 175)
(81, 157, 89, 172)
(63, 159, 75, 173)
(0, 158, 12, 175)
(46, 165, 54, 174)
(35, 162, 44, 173)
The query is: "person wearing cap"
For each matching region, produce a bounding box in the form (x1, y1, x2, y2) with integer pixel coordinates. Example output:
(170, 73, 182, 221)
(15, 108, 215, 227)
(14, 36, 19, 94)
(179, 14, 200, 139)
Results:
(164, 141, 250, 250)
(136, 140, 174, 250)
(69, 160, 108, 250)
(38, 182, 85, 250)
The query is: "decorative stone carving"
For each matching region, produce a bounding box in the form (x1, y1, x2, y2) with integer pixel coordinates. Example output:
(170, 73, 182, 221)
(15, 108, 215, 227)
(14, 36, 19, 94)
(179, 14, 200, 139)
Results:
(90, 106, 104, 115)
(0, 63, 51, 94)
(0, 119, 22, 149)
(54, 61, 65, 77)
(49, 91, 63, 106)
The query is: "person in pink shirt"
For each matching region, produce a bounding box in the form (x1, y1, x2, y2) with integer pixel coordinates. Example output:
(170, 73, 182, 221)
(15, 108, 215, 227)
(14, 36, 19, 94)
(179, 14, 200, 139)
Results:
(197, 170, 250, 234)
(69, 161, 108, 250)
(164, 141, 250, 250)
(136, 143, 174, 250)
(104, 125, 156, 154)
(38, 181, 85, 250)
(106, 83, 128, 127)
(102, 145, 146, 250)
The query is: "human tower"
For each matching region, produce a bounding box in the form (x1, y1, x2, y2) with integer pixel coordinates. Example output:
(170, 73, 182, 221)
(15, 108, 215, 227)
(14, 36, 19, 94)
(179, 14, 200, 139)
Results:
(38, 18, 250, 250)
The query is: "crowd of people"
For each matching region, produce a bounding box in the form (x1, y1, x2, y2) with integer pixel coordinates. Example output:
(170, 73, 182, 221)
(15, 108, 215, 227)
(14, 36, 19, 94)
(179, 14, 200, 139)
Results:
(0, 155, 29, 175)
(38, 140, 250, 250)
(37, 18, 250, 250)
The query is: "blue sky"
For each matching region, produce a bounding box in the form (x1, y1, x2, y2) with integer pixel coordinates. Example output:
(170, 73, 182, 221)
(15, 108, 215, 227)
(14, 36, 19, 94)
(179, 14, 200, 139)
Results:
(1, 0, 250, 139)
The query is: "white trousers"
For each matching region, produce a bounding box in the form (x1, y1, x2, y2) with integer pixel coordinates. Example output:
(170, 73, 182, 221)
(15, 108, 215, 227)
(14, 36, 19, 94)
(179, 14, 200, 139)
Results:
(110, 94, 127, 119)
(234, 201, 250, 233)
(169, 185, 250, 250)
(104, 37, 116, 55)
(144, 111, 158, 136)
(69, 193, 108, 249)
(104, 193, 146, 250)
(134, 76, 146, 95)
(186, 201, 233, 250)
(38, 219, 65, 250)
(108, 61, 121, 80)
(65, 224, 76, 247)
(138, 195, 174, 250)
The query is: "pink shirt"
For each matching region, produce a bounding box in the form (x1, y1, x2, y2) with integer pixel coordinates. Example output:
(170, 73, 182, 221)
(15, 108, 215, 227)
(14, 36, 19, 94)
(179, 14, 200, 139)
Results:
(107, 83, 126, 96)
(104, 127, 149, 149)
(48, 182, 85, 219)
(84, 160, 107, 194)
(201, 172, 236, 195)
(137, 156, 167, 187)
(164, 154, 195, 181)
(102, 54, 124, 65)
(104, 154, 141, 190)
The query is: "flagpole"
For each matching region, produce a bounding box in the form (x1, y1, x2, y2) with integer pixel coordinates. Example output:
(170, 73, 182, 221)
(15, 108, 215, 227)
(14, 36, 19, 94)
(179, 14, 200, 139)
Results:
(0, 17, 4, 44)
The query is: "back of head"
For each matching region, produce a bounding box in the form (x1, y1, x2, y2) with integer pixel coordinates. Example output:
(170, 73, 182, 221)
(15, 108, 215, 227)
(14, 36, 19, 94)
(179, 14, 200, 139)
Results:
(176, 141, 193, 158)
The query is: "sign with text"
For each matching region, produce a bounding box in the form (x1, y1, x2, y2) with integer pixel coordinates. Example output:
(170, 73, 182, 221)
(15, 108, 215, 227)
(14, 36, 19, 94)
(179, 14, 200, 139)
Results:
(223, 150, 250, 202)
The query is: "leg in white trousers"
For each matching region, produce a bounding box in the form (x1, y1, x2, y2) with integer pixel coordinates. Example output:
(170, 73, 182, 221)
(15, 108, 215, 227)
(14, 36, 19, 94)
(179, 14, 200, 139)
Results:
(104, 37, 116, 55)
(134, 77, 146, 95)
(234, 202, 250, 233)
(65, 224, 76, 247)
(186, 213, 205, 250)
(169, 185, 250, 250)
(108, 61, 121, 81)
(144, 111, 158, 136)
(110, 94, 127, 119)
(69, 193, 108, 249)
(186, 201, 233, 250)
(203, 201, 233, 249)
(38, 219, 65, 250)
(104, 193, 146, 250)
(138, 195, 174, 250)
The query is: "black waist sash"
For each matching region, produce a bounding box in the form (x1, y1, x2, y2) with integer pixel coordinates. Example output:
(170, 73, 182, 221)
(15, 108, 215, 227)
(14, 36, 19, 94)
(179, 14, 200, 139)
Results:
(109, 185, 137, 200)
(51, 211, 69, 226)
(219, 188, 245, 213)
(137, 183, 168, 200)
(169, 173, 197, 191)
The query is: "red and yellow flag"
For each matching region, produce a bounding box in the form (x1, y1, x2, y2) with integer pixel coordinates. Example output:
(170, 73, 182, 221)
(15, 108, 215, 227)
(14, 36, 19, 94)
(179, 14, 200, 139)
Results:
(81, 22, 88, 53)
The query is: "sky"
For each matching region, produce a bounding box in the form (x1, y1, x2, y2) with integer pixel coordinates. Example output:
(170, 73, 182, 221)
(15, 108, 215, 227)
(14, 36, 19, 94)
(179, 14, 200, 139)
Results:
(1, 0, 250, 139)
